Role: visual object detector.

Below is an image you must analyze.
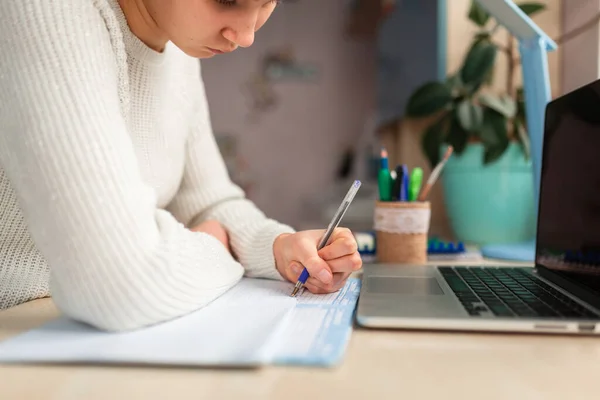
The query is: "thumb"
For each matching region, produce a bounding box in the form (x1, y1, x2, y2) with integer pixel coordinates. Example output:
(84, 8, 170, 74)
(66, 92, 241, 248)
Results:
(294, 241, 333, 284)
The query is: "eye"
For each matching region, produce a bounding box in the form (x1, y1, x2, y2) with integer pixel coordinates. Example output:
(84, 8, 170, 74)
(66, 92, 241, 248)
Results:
(215, 0, 236, 6)
(215, 0, 280, 7)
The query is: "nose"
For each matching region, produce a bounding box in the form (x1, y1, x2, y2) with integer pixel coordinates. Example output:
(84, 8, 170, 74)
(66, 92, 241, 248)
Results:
(221, 15, 258, 48)
(222, 28, 255, 48)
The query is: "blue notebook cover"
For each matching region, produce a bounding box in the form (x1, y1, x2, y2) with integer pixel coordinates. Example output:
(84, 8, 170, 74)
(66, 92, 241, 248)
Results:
(272, 278, 361, 367)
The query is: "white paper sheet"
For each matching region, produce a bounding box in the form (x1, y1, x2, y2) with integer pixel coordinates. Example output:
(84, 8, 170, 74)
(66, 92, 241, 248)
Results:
(226, 277, 362, 366)
(0, 278, 297, 367)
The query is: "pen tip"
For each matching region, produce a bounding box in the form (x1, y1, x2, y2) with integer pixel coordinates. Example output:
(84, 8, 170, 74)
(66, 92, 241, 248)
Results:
(290, 281, 304, 297)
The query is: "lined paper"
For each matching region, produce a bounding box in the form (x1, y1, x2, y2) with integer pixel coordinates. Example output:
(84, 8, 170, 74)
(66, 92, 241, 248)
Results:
(0, 277, 361, 367)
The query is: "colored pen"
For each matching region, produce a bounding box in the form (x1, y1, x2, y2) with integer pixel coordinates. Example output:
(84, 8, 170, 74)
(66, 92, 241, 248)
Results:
(418, 146, 454, 201)
(401, 164, 409, 201)
(408, 167, 424, 201)
(290, 180, 362, 297)
(378, 149, 392, 201)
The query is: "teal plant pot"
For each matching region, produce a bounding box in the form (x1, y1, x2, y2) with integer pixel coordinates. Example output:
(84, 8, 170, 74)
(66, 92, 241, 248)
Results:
(441, 142, 536, 245)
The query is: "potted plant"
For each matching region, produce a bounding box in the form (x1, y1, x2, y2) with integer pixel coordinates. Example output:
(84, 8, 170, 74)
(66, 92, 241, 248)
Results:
(403, 1, 547, 245)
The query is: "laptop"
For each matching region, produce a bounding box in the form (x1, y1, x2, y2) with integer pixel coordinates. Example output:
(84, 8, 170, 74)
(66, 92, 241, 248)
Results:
(356, 79, 600, 335)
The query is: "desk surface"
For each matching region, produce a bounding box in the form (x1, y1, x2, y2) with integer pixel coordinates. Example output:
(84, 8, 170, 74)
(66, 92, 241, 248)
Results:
(1, 258, 599, 400)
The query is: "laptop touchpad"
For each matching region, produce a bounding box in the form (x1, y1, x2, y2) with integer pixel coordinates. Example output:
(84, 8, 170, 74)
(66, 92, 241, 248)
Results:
(367, 277, 444, 295)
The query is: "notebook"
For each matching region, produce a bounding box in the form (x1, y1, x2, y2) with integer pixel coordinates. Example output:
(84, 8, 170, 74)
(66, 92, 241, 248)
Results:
(240, 277, 362, 366)
(0, 277, 361, 368)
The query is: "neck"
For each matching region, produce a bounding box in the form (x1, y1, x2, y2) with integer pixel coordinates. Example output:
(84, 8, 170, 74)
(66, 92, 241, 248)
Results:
(118, 0, 168, 52)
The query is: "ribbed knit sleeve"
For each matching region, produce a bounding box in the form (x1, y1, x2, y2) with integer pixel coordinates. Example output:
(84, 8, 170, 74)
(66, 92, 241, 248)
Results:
(0, 0, 245, 331)
(166, 67, 296, 281)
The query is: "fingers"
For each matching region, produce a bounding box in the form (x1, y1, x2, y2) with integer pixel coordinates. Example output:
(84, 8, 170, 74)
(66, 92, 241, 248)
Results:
(302, 253, 361, 294)
(304, 272, 350, 294)
(326, 253, 363, 274)
(318, 228, 358, 260)
(291, 236, 333, 284)
(304, 282, 331, 295)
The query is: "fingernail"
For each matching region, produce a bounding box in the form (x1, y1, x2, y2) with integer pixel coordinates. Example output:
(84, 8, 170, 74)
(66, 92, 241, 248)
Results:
(318, 269, 332, 283)
(291, 263, 302, 275)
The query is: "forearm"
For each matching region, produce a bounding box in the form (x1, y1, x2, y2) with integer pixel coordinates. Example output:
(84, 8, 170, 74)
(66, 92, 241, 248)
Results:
(50, 212, 245, 331)
(189, 196, 295, 280)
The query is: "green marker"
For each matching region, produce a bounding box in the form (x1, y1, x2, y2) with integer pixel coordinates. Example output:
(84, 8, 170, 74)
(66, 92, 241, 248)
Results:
(378, 148, 393, 201)
(408, 167, 423, 201)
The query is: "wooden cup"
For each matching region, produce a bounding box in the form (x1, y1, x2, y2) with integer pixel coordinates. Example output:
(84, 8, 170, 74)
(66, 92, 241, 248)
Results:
(374, 200, 431, 264)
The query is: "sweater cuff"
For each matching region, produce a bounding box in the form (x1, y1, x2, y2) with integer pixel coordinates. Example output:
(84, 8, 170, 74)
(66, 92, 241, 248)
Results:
(242, 221, 295, 281)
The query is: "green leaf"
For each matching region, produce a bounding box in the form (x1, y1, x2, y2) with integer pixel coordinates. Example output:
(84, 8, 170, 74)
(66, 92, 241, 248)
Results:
(518, 2, 546, 17)
(457, 99, 483, 132)
(474, 32, 492, 44)
(445, 74, 462, 90)
(473, 33, 495, 87)
(405, 82, 453, 117)
(446, 112, 470, 155)
(517, 99, 526, 121)
(516, 86, 524, 100)
(479, 110, 503, 146)
(515, 87, 526, 117)
(460, 41, 497, 91)
(483, 63, 495, 85)
(480, 108, 509, 164)
(484, 143, 508, 164)
(514, 118, 531, 160)
(479, 93, 517, 118)
(468, 1, 490, 27)
(421, 115, 449, 168)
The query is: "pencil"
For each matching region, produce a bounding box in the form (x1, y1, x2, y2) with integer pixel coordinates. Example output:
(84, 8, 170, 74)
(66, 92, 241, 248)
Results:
(417, 146, 453, 201)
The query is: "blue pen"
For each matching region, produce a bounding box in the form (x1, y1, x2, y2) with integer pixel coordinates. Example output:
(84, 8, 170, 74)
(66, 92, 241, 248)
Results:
(400, 164, 409, 201)
(290, 180, 362, 297)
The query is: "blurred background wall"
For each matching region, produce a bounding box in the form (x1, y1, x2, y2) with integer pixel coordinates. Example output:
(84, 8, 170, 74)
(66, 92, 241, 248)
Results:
(201, 0, 594, 236)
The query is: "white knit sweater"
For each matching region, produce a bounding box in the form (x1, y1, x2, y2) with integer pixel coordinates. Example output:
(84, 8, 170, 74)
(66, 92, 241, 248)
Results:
(0, 0, 295, 331)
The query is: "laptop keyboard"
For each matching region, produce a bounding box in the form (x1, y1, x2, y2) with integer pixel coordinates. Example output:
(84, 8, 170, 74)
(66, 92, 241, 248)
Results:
(439, 266, 598, 319)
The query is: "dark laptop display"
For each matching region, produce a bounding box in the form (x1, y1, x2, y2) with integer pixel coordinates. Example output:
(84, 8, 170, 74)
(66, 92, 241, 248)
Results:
(536, 80, 600, 304)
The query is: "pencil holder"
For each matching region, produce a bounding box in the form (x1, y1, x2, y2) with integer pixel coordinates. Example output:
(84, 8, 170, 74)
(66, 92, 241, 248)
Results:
(374, 200, 431, 264)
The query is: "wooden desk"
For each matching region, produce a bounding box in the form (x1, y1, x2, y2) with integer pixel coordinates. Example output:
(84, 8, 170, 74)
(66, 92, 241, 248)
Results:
(1, 258, 599, 400)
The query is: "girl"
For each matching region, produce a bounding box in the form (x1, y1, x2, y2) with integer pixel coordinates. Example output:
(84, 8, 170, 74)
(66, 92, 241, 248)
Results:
(0, 0, 362, 331)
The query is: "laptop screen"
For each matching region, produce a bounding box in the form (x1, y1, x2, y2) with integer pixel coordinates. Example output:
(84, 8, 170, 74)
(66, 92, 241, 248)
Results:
(536, 80, 600, 296)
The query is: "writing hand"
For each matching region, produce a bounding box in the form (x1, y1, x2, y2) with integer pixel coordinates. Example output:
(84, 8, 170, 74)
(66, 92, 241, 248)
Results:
(274, 228, 362, 294)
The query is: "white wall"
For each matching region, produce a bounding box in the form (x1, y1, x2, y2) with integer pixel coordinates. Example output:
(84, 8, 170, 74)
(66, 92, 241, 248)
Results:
(201, 0, 375, 228)
(201, 0, 565, 231)
(561, 0, 600, 94)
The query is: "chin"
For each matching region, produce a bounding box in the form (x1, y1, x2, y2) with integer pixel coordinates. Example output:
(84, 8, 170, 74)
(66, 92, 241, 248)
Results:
(171, 43, 213, 58)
